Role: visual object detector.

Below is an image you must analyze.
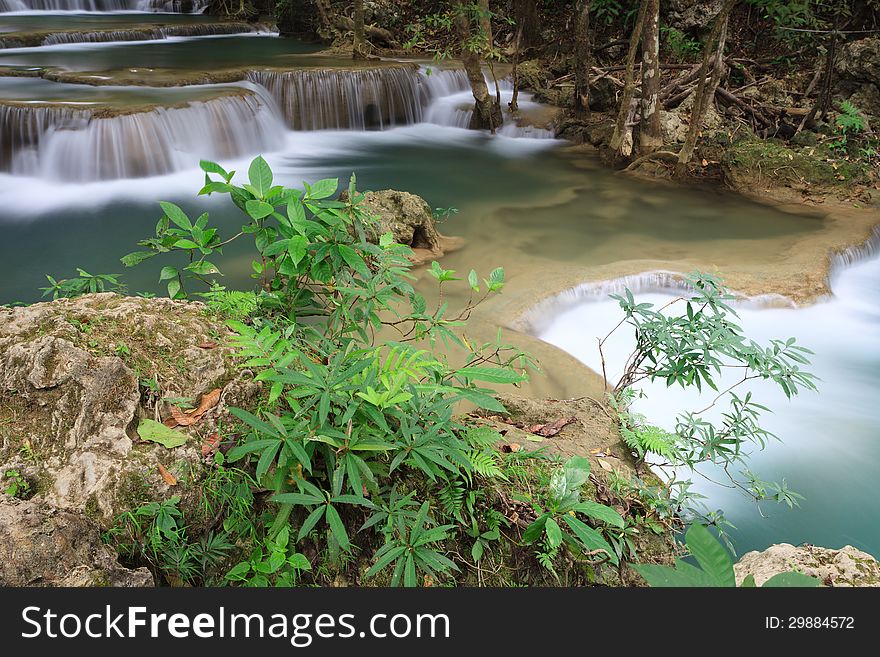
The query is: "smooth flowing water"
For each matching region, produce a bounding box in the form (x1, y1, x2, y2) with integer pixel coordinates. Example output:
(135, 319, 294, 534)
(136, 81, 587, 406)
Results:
(0, 8, 877, 559)
(537, 256, 880, 556)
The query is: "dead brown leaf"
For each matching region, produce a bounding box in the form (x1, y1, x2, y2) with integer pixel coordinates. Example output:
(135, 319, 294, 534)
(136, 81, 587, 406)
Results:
(528, 416, 578, 437)
(157, 463, 177, 486)
(198, 341, 218, 349)
(201, 432, 220, 457)
(164, 388, 222, 428)
(500, 443, 522, 453)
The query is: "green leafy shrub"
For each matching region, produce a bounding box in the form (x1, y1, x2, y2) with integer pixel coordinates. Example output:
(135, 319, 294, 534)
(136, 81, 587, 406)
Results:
(600, 272, 817, 534)
(122, 156, 631, 587)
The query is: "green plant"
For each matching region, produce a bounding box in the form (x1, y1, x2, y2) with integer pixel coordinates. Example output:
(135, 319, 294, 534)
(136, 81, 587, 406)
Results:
(600, 272, 817, 526)
(661, 26, 701, 60)
(225, 525, 311, 587)
(364, 501, 459, 587)
(104, 495, 233, 586)
(522, 456, 625, 578)
(122, 156, 539, 586)
(634, 523, 821, 587)
(3, 469, 30, 498)
(41, 269, 123, 300)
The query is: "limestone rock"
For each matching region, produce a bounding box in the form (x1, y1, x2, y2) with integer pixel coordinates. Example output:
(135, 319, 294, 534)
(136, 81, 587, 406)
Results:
(340, 189, 449, 263)
(0, 496, 153, 587)
(836, 37, 880, 87)
(734, 543, 880, 587)
(0, 294, 238, 524)
(665, 0, 725, 32)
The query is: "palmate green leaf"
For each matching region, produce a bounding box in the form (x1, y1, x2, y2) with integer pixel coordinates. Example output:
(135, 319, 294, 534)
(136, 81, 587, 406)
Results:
(365, 545, 407, 579)
(226, 438, 280, 462)
(272, 492, 324, 506)
(137, 419, 188, 449)
(685, 523, 735, 587)
(229, 407, 280, 439)
(248, 156, 273, 198)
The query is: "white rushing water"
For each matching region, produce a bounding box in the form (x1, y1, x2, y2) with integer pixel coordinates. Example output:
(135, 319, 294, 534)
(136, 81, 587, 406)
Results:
(0, 1, 207, 12)
(535, 250, 880, 553)
(0, 62, 557, 185)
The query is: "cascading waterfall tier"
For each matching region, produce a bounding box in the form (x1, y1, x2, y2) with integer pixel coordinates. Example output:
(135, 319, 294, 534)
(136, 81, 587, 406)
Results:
(0, 89, 284, 182)
(248, 65, 438, 131)
(519, 270, 798, 336)
(0, 23, 263, 48)
(0, 0, 207, 12)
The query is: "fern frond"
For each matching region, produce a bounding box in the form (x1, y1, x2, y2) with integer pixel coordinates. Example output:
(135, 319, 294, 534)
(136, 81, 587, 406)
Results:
(467, 450, 506, 479)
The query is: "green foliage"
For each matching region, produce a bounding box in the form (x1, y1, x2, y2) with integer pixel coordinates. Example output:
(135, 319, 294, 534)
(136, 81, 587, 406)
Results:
(3, 469, 30, 499)
(41, 269, 124, 300)
(124, 156, 539, 586)
(634, 523, 821, 587)
(105, 495, 233, 586)
(602, 272, 817, 524)
(660, 26, 701, 61)
(225, 525, 311, 587)
(522, 456, 624, 576)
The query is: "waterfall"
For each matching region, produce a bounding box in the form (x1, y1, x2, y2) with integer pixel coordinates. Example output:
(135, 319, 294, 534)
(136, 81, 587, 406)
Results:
(0, 0, 208, 12)
(0, 90, 285, 182)
(248, 66, 431, 131)
(36, 23, 261, 46)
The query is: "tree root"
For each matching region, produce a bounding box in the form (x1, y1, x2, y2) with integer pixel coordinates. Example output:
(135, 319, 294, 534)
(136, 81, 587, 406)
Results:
(623, 150, 680, 172)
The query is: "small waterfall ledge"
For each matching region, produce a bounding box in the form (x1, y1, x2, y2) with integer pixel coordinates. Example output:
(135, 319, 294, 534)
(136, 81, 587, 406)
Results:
(0, 89, 284, 181)
(0, 23, 270, 49)
(0, 0, 207, 12)
(519, 223, 880, 338)
(247, 65, 471, 131)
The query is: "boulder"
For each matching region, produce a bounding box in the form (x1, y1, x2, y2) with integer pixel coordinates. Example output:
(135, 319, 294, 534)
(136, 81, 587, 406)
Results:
(734, 543, 880, 587)
(665, 0, 726, 32)
(0, 496, 153, 587)
(835, 37, 880, 119)
(340, 189, 448, 262)
(0, 293, 256, 519)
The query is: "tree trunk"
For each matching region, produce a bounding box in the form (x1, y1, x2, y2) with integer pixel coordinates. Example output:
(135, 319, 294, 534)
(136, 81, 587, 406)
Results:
(574, 0, 592, 118)
(675, 0, 737, 177)
(639, 0, 662, 154)
(455, 6, 502, 132)
(515, 0, 540, 48)
(352, 0, 367, 59)
(314, 0, 333, 38)
(509, 19, 524, 112)
(610, 0, 649, 156)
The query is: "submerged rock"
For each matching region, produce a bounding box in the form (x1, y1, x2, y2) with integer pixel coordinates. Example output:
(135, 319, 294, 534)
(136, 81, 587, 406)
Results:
(734, 544, 880, 587)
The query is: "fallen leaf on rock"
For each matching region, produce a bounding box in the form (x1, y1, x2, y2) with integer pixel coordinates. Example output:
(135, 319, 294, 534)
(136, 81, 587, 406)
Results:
(164, 388, 222, 428)
(500, 443, 522, 453)
(597, 459, 614, 472)
(138, 419, 188, 449)
(201, 432, 221, 457)
(528, 416, 578, 437)
(198, 342, 218, 349)
(190, 388, 221, 417)
(157, 463, 177, 486)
